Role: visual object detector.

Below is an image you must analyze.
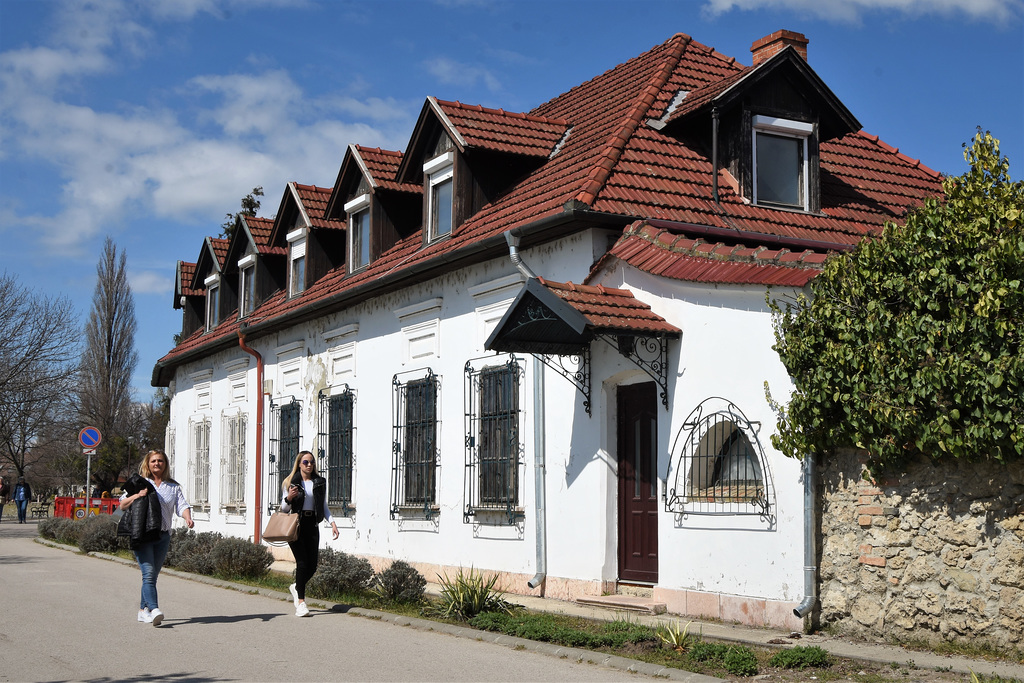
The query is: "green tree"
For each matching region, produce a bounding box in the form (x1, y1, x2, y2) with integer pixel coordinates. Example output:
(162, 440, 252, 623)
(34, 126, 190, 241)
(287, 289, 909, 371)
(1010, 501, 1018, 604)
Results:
(219, 186, 264, 241)
(769, 130, 1023, 469)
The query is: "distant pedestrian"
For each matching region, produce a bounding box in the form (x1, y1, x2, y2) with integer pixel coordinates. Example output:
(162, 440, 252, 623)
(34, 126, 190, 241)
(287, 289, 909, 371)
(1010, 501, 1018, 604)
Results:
(0, 476, 9, 523)
(119, 450, 193, 626)
(12, 477, 31, 524)
(280, 450, 339, 616)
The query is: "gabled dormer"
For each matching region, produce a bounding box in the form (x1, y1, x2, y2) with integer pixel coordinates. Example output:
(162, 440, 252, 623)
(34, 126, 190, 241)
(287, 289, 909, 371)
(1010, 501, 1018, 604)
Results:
(190, 236, 231, 333)
(267, 182, 344, 298)
(326, 145, 422, 275)
(223, 214, 281, 319)
(655, 31, 860, 214)
(395, 97, 569, 246)
(173, 260, 203, 339)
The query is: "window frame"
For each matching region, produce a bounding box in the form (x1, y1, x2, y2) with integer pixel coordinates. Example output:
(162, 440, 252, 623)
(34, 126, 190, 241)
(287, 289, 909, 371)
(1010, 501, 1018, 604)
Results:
(424, 152, 454, 242)
(464, 355, 526, 525)
(204, 273, 220, 332)
(189, 417, 211, 510)
(345, 193, 372, 272)
(318, 387, 355, 514)
(238, 253, 256, 319)
(268, 398, 302, 512)
(221, 411, 247, 511)
(287, 226, 307, 297)
(391, 369, 440, 518)
(751, 115, 813, 211)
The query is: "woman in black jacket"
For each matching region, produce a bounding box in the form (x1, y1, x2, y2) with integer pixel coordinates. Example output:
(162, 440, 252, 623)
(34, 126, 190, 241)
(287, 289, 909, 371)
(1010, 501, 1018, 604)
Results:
(280, 450, 338, 616)
(119, 450, 193, 626)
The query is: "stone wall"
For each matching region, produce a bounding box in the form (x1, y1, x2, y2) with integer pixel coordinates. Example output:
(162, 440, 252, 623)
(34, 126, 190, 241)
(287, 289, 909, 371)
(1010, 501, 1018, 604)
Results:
(818, 449, 1024, 649)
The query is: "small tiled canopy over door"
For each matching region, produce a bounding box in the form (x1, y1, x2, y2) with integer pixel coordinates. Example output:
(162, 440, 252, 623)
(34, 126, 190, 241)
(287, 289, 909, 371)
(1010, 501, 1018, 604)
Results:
(618, 381, 658, 583)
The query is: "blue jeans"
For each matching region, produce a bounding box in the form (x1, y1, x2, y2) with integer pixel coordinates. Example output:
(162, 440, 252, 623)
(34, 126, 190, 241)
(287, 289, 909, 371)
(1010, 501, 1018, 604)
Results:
(133, 530, 171, 610)
(15, 499, 28, 523)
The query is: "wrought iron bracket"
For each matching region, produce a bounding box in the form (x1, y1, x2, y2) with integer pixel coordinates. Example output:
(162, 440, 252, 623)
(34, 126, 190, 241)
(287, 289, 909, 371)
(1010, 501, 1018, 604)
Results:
(597, 334, 672, 409)
(534, 347, 591, 415)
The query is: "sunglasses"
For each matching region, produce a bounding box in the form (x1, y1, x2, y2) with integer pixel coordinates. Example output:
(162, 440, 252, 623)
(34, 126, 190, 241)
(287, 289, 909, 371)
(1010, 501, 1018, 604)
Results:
(301, 460, 313, 465)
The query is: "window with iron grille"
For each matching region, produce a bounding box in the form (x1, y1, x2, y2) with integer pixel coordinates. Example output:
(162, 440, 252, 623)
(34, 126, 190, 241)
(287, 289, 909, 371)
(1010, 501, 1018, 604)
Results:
(666, 398, 775, 522)
(391, 369, 439, 517)
(317, 388, 354, 513)
(221, 412, 247, 509)
(189, 417, 211, 509)
(268, 399, 301, 510)
(464, 356, 525, 524)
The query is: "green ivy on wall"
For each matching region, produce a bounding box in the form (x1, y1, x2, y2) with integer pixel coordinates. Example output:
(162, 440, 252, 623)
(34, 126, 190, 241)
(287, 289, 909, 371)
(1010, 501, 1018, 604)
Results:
(768, 130, 1023, 470)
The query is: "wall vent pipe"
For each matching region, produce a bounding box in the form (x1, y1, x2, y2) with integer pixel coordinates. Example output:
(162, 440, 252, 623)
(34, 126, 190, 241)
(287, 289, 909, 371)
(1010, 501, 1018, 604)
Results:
(527, 356, 547, 591)
(794, 452, 817, 618)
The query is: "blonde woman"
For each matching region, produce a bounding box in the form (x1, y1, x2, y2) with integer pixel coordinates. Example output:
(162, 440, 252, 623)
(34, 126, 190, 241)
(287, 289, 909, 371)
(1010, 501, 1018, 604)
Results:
(119, 450, 194, 626)
(280, 450, 339, 616)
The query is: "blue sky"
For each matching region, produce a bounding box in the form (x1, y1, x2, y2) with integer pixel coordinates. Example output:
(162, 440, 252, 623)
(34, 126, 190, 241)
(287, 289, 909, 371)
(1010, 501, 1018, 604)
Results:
(1, 0, 1022, 403)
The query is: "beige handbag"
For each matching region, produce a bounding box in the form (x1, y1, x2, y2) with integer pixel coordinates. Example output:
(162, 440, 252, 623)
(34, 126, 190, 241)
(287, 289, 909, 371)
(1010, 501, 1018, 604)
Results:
(263, 511, 299, 542)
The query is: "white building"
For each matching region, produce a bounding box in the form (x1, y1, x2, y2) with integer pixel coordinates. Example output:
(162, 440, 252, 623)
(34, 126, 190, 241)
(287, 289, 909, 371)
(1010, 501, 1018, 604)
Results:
(153, 29, 942, 630)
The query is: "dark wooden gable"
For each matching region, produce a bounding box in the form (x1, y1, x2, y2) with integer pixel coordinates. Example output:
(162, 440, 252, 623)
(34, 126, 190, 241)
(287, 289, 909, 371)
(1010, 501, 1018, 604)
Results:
(174, 260, 204, 340)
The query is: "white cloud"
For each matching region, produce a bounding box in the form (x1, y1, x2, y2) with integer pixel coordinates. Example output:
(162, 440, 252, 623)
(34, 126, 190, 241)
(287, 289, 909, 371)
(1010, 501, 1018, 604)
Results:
(423, 57, 502, 92)
(130, 269, 174, 296)
(700, 0, 1024, 23)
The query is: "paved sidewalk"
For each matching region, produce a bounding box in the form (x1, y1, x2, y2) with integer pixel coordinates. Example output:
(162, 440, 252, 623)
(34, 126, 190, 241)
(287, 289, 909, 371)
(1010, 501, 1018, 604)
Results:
(276, 556, 1023, 680)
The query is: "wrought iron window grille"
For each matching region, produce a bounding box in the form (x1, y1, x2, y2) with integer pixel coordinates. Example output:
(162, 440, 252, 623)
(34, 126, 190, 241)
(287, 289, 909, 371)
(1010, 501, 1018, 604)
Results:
(463, 355, 526, 525)
(317, 387, 356, 517)
(391, 369, 441, 520)
(665, 397, 776, 523)
(220, 412, 247, 510)
(267, 397, 301, 516)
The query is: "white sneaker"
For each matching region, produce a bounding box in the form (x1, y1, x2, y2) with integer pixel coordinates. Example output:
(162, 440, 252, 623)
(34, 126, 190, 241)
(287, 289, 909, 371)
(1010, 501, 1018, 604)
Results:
(138, 608, 150, 623)
(289, 583, 299, 608)
(150, 608, 164, 626)
(295, 602, 309, 617)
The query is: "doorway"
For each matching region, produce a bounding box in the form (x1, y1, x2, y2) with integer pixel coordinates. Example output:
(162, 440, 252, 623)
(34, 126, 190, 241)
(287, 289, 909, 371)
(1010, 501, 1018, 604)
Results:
(617, 382, 658, 583)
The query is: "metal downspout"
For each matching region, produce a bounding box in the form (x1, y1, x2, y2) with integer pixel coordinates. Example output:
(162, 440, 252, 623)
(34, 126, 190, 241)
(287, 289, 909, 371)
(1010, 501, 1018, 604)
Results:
(503, 230, 547, 591)
(238, 326, 265, 544)
(794, 453, 817, 618)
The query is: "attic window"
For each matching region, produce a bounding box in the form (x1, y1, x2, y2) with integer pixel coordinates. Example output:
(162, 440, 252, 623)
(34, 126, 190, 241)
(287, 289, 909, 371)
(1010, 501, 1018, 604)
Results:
(752, 115, 812, 210)
(238, 254, 256, 318)
(424, 151, 454, 241)
(287, 227, 307, 296)
(204, 273, 220, 332)
(345, 193, 371, 272)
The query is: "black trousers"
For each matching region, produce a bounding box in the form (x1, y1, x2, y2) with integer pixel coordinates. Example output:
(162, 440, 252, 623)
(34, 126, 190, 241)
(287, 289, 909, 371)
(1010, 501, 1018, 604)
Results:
(288, 515, 320, 599)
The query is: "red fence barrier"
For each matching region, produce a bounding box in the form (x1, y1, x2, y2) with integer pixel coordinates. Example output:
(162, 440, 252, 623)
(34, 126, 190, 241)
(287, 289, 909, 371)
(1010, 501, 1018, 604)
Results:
(53, 497, 121, 520)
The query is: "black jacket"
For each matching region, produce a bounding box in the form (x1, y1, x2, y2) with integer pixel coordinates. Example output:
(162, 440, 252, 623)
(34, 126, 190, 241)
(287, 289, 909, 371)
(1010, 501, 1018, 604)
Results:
(286, 474, 327, 524)
(122, 474, 163, 548)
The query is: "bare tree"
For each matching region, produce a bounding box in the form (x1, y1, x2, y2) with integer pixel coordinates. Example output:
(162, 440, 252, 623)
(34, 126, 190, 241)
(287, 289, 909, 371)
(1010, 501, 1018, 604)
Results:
(78, 238, 139, 492)
(0, 273, 80, 482)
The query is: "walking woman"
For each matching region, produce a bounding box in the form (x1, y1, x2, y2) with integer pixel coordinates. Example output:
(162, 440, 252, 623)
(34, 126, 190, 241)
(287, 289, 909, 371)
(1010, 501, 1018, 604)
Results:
(280, 450, 339, 616)
(119, 450, 193, 626)
(12, 477, 32, 523)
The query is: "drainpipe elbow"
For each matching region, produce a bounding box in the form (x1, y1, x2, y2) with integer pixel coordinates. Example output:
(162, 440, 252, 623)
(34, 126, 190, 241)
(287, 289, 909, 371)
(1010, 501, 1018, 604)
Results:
(504, 230, 537, 279)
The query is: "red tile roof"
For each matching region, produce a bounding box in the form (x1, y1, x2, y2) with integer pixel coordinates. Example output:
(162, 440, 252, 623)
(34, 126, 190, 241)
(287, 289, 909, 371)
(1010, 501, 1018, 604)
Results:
(294, 183, 344, 230)
(156, 31, 944, 377)
(174, 261, 200, 309)
(355, 146, 422, 194)
(538, 278, 681, 337)
(595, 221, 826, 287)
(434, 99, 569, 158)
(210, 237, 229, 269)
(241, 216, 285, 256)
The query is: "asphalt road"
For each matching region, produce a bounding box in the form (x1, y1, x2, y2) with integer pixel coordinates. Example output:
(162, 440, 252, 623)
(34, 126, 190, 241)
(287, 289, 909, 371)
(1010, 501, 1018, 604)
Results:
(0, 522, 712, 683)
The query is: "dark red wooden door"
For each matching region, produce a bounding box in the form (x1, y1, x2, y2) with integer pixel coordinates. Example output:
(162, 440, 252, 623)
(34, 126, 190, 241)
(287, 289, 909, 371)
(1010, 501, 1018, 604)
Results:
(617, 382, 658, 583)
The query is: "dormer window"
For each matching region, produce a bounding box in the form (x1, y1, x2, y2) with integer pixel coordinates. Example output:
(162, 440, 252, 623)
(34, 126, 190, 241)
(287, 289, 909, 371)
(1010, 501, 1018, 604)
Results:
(424, 151, 454, 241)
(238, 254, 256, 318)
(345, 193, 371, 271)
(752, 115, 812, 210)
(204, 273, 220, 332)
(287, 226, 307, 296)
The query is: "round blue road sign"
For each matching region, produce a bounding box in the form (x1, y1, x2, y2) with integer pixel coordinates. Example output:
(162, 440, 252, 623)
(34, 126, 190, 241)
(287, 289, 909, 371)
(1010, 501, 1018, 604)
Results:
(79, 427, 102, 448)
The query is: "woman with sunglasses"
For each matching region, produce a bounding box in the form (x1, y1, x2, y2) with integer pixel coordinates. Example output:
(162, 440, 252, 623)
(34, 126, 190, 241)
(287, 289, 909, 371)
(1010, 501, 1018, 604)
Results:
(280, 450, 339, 616)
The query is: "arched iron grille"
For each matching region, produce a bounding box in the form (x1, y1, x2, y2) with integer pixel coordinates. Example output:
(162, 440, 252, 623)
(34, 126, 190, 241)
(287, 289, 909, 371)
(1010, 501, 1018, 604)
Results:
(666, 398, 775, 522)
(463, 355, 526, 525)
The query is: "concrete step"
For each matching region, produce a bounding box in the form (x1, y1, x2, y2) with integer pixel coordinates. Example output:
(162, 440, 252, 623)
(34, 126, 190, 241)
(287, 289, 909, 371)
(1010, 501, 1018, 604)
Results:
(575, 594, 666, 615)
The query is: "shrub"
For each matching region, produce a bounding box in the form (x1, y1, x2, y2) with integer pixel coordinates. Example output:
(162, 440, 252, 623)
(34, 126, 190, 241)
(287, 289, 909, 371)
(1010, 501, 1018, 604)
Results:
(769, 645, 831, 669)
(427, 567, 514, 621)
(166, 529, 223, 575)
(371, 559, 427, 604)
(305, 547, 374, 598)
(724, 646, 759, 677)
(78, 515, 119, 553)
(688, 641, 730, 663)
(38, 517, 83, 547)
(210, 537, 273, 580)
(656, 619, 695, 651)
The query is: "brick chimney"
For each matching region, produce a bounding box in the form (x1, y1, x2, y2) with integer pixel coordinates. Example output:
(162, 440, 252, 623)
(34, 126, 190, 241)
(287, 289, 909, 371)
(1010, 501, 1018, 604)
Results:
(751, 30, 808, 65)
